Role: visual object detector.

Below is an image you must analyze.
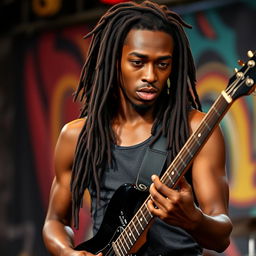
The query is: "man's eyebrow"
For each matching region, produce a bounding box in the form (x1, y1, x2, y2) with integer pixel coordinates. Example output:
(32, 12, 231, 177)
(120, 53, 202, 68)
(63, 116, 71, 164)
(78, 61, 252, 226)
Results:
(128, 52, 172, 60)
(128, 52, 147, 58)
(158, 56, 173, 60)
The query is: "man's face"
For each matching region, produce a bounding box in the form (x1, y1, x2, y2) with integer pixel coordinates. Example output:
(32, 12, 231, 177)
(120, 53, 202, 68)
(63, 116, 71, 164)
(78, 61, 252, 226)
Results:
(120, 29, 174, 109)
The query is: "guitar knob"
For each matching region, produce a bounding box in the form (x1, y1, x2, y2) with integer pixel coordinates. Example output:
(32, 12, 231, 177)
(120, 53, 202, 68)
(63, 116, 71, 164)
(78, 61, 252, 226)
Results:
(247, 50, 254, 58)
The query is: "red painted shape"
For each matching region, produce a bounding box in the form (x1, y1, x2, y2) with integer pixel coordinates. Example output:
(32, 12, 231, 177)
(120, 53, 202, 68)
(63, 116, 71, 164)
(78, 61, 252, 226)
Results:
(196, 12, 216, 39)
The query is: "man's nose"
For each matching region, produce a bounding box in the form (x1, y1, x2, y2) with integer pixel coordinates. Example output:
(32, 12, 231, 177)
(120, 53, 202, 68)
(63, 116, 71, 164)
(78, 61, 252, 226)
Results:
(141, 64, 157, 84)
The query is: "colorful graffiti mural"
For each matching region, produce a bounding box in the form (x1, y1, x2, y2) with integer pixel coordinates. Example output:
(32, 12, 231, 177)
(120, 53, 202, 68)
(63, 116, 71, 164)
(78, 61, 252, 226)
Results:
(14, 1, 255, 255)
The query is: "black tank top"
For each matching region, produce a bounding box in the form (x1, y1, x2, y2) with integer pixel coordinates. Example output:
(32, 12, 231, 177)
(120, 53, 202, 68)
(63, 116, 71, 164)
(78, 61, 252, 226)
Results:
(89, 136, 203, 256)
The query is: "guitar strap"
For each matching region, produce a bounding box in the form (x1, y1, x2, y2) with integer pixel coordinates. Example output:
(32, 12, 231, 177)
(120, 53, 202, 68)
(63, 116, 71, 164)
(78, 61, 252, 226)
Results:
(135, 133, 168, 191)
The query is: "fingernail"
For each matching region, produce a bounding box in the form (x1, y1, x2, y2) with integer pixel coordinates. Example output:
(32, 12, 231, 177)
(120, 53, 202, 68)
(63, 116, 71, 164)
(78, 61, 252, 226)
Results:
(151, 175, 156, 181)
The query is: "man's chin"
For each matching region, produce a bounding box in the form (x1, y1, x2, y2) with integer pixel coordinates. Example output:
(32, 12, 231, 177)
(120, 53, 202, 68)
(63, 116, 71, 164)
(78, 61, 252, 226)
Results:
(132, 101, 153, 112)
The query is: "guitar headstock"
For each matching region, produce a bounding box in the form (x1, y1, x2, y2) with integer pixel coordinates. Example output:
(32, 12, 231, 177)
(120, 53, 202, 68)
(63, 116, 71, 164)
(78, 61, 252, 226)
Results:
(225, 50, 256, 101)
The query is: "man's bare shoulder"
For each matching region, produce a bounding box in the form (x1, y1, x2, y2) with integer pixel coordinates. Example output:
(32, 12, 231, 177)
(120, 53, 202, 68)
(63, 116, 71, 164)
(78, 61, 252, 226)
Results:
(59, 118, 86, 145)
(188, 109, 205, 133)
(62, 118, 86, 133)
(54, 118, 86, 171)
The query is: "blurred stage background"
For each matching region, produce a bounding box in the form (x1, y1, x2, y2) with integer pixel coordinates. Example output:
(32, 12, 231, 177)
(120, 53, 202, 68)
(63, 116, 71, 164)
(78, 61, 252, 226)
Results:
(0, 0, 255, 255)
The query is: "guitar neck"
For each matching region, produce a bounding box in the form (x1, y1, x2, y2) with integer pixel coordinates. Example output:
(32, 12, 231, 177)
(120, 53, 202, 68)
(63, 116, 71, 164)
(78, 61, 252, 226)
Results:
(112, 92, 232, 256)
(161, 91, 231, 188)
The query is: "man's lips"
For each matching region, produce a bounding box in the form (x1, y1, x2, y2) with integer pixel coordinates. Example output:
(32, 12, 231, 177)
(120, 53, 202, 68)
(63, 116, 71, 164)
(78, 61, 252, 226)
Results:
(136, 86, 158, 101)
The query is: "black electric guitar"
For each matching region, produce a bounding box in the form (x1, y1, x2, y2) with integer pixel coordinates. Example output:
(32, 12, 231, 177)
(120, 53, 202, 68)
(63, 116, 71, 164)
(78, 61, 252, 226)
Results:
(75, 51, 256, 256)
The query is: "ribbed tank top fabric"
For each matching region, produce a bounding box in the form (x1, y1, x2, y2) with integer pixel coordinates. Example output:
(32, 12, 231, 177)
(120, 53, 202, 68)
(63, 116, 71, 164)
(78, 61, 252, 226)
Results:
(89, 136, 203, 256)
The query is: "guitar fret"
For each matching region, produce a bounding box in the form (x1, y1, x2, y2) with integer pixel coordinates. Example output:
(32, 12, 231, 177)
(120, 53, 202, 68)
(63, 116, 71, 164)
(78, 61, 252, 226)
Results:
(140, 208, 148, 224)
(193, 134, 201, 146)
(128, 225, 136, 242)
(203, 120, 211, 131)
(135, 215, 144, 230)
(117, 235, 127, 255)
(113, 240, 124, 256)
(178, 155, 187, 167)
(121, 230, 130, 251)
(172, 167, 178, 174)
(173, 165, 178, 172)
(132, 219, 140, 235)
(185, 145, 193, 158)
(213, 105, 221, 116)
(168, 174, 175, 186)
(120, 246, 126, 256)
(145, 203, 153, 218)
(138, 210, 147, 226)
(125, 226, 133, 245)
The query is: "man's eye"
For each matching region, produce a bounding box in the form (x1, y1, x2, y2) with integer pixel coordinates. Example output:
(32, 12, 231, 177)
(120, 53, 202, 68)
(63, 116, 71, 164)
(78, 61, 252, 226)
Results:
(131, 60, 143, 66)
(158, 63, 169, 69)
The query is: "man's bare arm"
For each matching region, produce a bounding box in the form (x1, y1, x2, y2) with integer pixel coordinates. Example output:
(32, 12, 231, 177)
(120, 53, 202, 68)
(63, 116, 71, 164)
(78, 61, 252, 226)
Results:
(42, 119, 101, 256)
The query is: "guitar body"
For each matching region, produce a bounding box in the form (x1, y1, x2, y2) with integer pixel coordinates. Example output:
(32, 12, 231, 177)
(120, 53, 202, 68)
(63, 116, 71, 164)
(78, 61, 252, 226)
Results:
(75, 184, 148, 255)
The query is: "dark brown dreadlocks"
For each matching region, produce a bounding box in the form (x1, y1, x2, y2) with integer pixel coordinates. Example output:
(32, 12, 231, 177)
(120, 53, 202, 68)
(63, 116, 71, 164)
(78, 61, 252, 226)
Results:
(71, 0, 201, 228)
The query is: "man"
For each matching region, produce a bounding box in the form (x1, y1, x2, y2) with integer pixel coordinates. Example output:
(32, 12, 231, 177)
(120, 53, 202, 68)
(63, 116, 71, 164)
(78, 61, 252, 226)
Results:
(42, 1, 233, 255)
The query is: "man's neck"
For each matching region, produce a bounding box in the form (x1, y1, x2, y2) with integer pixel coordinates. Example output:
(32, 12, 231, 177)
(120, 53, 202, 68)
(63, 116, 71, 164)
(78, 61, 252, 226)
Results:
(114, 101, 155, 125)
(112, 98, 156, 146)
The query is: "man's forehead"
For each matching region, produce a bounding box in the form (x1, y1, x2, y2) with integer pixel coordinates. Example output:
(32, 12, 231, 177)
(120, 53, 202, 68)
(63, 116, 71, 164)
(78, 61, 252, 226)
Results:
(124, 29, 173, 43)
(123, 29, 174, 54)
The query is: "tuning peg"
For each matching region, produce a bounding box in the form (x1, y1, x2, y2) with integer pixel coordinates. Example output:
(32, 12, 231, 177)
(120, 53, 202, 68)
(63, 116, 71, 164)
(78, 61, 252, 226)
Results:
(238, 59, 245, 66)
(236, 71, 244, 79)
(247, 59, 255, 67)
(234, 68, 238, 73)
(245, 78, 254, 87)
(247, 50, 254, 58)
